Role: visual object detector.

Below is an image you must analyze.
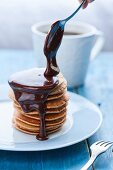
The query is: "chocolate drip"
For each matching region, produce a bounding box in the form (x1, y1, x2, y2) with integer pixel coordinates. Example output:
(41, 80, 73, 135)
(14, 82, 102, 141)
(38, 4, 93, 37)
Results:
(44, 21, 64, 77)
(9, 20, 65, 140)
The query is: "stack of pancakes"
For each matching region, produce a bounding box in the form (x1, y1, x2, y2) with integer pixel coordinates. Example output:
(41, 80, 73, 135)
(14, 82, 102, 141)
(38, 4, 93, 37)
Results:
(9, 73, 69, 136)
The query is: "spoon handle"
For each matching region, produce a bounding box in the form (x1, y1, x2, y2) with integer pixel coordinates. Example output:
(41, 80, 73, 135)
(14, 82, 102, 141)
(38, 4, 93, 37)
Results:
(63, 0, 86, 23)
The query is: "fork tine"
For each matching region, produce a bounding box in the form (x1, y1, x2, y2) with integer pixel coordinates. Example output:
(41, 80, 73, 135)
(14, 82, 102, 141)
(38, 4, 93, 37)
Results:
(95, 141, 104, 145)
(100, 141, 111, 146)
(100, 141, 112, 146)
(104, 142, 113, 147)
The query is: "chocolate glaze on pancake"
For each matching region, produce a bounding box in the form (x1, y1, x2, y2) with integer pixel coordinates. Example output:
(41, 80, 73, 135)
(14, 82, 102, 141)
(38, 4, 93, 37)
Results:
(9, 69, 59, 140)
(9, 20, 65, 141)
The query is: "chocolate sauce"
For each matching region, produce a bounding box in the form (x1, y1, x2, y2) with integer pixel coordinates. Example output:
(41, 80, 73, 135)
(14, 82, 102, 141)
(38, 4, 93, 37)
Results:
(9, 69, 59, 140)
(44, 21, 64, 77)
(9, 20, 65, 140)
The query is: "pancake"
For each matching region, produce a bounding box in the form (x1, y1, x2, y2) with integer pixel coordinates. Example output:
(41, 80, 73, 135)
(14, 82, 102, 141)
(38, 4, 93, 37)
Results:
(14, 101, 67, 115)
(13, 110, 67, 127)
(14, 109, 67, 121)
(9, 80, 67, 102)
(13, 93, 69, 110)
(13, 116, 66, 134)
(13, 123, 63, 135)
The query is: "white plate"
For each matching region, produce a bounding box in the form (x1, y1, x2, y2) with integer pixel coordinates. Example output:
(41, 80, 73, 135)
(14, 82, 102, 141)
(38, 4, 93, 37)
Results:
(0, 92, 102, 151)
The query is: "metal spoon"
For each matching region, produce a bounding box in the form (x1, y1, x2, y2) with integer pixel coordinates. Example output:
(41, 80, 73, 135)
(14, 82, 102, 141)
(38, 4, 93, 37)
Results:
(61, 0, 86, 25)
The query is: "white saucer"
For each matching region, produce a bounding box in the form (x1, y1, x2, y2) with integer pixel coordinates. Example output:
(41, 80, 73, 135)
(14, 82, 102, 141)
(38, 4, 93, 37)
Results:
(0, 92, 102, 151)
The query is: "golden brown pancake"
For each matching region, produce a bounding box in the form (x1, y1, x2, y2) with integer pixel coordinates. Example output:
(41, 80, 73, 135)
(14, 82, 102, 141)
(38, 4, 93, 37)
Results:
(13, 116, 66, 135)
(13, 123, 63, 135)
(13, 111, 67, 127)
(14, 109, 67, 121)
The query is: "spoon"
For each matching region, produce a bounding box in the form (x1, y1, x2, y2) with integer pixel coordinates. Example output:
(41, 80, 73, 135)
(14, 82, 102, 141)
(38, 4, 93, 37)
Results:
(44, 0, 86, 77)
(61, 0, 86, 25)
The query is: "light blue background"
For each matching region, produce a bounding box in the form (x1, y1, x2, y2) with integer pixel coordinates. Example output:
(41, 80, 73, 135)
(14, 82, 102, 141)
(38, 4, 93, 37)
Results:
(0, 0, 113, 51)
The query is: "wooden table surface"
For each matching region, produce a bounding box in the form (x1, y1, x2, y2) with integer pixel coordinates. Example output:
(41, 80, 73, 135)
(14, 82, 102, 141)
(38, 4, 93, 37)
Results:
(0, 50, 113, 170)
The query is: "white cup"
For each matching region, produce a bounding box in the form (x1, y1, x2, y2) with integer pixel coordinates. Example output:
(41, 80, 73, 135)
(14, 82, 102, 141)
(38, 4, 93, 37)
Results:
(31, 21, 104, 87)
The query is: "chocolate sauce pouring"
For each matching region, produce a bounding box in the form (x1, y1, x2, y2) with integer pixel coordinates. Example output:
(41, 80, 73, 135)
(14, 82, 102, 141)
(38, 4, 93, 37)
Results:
(9, 1, 85, 140)
(44, 21, 64, 77)
(44, 0, 86, 77)
(8, 20, 64, 140)
(8, 21, 65, 141)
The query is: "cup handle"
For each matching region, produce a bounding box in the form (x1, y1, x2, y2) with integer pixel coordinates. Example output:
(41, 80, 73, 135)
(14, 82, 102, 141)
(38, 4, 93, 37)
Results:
(90, 30, 105, 60)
